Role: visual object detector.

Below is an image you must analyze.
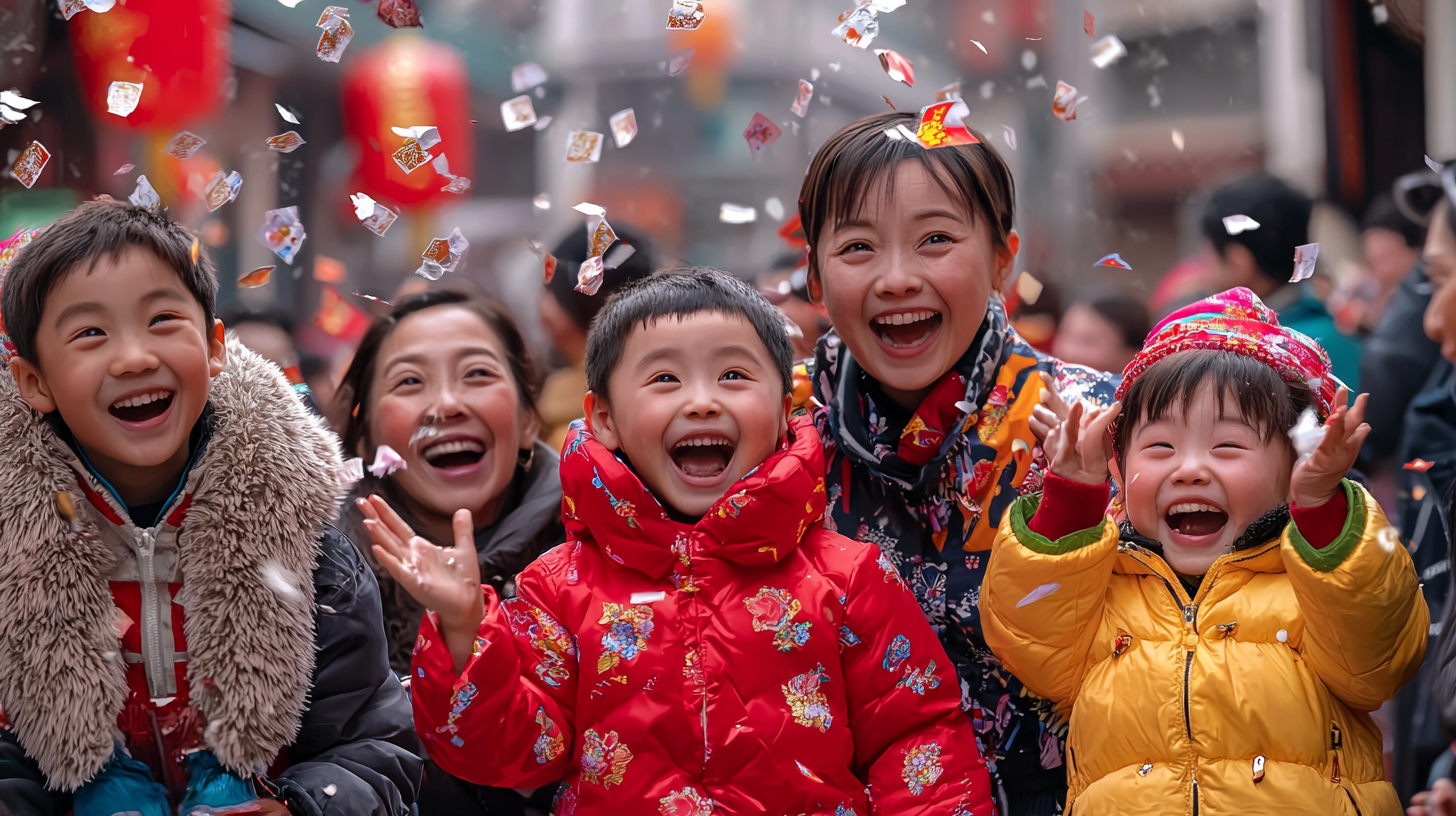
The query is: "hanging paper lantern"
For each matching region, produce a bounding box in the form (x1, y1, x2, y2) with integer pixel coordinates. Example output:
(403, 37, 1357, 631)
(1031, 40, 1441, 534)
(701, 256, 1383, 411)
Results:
(68, 0, 231, 130)
(342, 34, 474, 210)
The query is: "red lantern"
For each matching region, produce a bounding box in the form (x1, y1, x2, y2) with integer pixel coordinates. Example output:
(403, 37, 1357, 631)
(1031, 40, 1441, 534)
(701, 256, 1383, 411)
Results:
(342, 34, 474, 211)
(68, 0, 231, 130)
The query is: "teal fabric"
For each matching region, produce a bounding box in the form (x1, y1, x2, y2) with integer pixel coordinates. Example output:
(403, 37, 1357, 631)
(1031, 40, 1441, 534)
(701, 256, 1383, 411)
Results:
(178, 750, 256, 812)
(1278, 292, 1363, 393)
(72, 746, 170, 816)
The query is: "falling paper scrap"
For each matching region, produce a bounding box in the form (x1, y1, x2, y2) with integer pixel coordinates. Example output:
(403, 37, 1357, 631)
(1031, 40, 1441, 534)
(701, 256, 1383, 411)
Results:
(1171, 129, 1185, 151)
(267, 131, 306, 153)
(202, 170, 243, 213)
(113, 163, 135, 175)
(1405, 458, 1436, 472)
(440, 175, 471, 194)
(0, 89, 38, 128)
(1291, 242, 1319, 283)
(376, 0, 422, 28)
(572, 201, 605, 217)
(1427, 155, 1444, 173)
(832, 2, 880, 49)
(666, 0, 705, 30)
(276, 104, 300, 124)
(970, 39, 987, 54)
(59, 0, 115, 20)
(369, 445, 407, 478)
(742, 113, 783, 160)
(129, 175, 160, 209)
(1090, 35, 1127, 68)
(791, 80, 814, 118)
(190, 237, 200, 265)
(1002, 124, 1017, 150)
(576, 255, 605, 295)
(416, 227, 469, 281)
(164, 131, 207, 160)
(501, 96, 538, 132)
(1083, 10, 1095, 38)
(391, 126, 441, 173)
(106, 81, 143, 117)
(609, 108, 638, 148)
(1288, 407, 1326, 463)
(1016, 581, 1060, 608)
(350, 192, 398, 236)
(914, 100, 978, 148)
(1015, 271, 1044, 305)
(1052, 81, 1087, 121)
(1095, 252, 1133, 271)
(316, 6, 353, 63)
(765, 197, 785, 221)
(337, 458, 364, 484)
(875, 49, 915, 86)
(586, 214, 618, 258)
(720, 204, 757, 224)
(534, 193, 551, 210)
(257, 206, 306, 265)
(512, 62, 549, 93)
(564, 130, 604, 163)
(237, 266, 274, 288)
(10, 141, 50, 189)
(603, 242, 636, 270)
(669, 49, 695, 76)
(1222, 214, 1260, 235)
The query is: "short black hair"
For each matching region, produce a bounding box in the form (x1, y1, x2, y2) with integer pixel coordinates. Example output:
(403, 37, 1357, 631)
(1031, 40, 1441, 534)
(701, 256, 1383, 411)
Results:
(1361, 192, 1427, 248)
(1085, 293, 1152, 351)
(2, 199, 217, 366)
(1200, 175, 1313, 283)
(548, 222, 657, 333)
(585, 267, 794, 401)
(1113, 349, 1312, 462)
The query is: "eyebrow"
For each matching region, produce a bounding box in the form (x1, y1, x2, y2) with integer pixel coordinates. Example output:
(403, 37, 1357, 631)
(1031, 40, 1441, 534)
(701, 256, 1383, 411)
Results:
(832, 208, 966, 233)
(53, 287, 191, 328)
(383, 346, 502, 374)
(635, 344, 765, 370)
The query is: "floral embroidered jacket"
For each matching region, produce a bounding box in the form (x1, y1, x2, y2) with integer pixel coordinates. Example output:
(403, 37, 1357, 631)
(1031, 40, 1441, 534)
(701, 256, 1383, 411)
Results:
(806, 301, 1117, 806)
(411, 416, 994, 816)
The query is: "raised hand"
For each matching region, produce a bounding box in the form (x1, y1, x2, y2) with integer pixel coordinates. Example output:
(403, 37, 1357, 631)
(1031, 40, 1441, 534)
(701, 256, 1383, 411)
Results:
(1289, 387, 1371, 509)
(357, 495, 484, 672)
(1044, 400, 1122, 486)
(1029, 371, 1072, 445)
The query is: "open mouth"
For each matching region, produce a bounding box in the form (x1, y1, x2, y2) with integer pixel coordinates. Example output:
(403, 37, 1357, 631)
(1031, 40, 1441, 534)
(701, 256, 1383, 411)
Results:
(1165, 502, 1229, 539)
(109, 390, 175, 424)
(669, 434, 737, 480)
(871, 310, 943, 349)
(422, 438, 485, 470)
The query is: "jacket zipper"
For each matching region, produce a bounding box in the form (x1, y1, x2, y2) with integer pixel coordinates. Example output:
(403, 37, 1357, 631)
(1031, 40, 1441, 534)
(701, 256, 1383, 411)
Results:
(136, 528, 167, 698)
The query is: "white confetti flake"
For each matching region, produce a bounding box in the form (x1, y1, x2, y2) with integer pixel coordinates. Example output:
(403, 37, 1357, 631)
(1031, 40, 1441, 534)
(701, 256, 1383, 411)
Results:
(1287, 407, 1326, 464)
(1291, 242, 1319, 283)
(1171, 129, 1184, 151)
(1222, 214, 1260, 235)
(370, 444, 407, 477)
(764, 197, 785, 221)
(533, 194, 551, 210)
(262, 562, 303, 602)
(501, 95, 538, 132)
(1090, 35, 1127, 69)
(1426, 155, 1443, 173)
(719, 203, 756, 224)
(1002, 125, 1017, 150)
(1016, 583, 1061, 608)
(106, 81, 143, 117)
(275, 103, 300, 124)
(970, 39, 987, 54)
(511, 61, 548, 93)
(322, 783, 338, 796)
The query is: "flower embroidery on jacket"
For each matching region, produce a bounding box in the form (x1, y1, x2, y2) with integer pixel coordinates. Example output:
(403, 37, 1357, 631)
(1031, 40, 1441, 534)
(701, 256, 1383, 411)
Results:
(883, 634, 912, 672)
(437, 682, 477, 747)
(658, 786, 714, 816)
(507, 599, 577, 688)
(533, 706, 565, 764)
(592, 467, 640, 528)
(578, 728, 633, 788)
(837, 625, 861, 648)
(896, 660, 942, 695)
(597, 602, 655, 674)
(876, 550, 908, 589)
(714, 488, 754, 519)
(902, 742, 945, 795)
(744, 587, 812, 651)
(976, 384, 1010, 442)
(783, 663, 834, 732)
(836, 805, 858, 816)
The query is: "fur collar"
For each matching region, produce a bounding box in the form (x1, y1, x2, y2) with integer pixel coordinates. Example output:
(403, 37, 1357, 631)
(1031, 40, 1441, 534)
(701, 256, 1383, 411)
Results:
(0, 338, 346, 789)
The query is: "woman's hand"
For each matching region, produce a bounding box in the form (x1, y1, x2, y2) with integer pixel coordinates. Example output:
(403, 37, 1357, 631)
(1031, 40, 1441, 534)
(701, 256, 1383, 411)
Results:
(1289, 387, 1371, 509)
(1029, 371, 1072, 444)
(1044, 400, 1121, 486)
(1409, 778, 1456, 816)
(358, 495, 484, 673)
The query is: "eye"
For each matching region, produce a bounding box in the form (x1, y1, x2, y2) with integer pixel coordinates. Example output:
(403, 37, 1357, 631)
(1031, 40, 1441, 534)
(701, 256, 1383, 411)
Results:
(839, 240, 872, 254)
(150, 312, 180, 326)
(72, 327, 104, 341)
(653, 373, 679, 384)
(465, 367, 496, 379)
(721, 370, 748, 381)
(923, 233, 952, 245)
(393, 375, 422, 388)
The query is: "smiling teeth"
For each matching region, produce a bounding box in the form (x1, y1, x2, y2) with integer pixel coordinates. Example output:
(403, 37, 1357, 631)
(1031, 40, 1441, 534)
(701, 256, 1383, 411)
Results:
(873, 310, 938, 326)
(1168, 502, 1222, 515)
(111, 391, 172, 409)
(673, 437, 732, 450)
(424, 440, 484, 458)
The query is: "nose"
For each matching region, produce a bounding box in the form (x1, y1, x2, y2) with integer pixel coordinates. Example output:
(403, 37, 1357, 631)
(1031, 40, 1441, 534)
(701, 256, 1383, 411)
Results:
(873, 245, 924, 300)
(1168, 450, 1212, 487)
(427, 380, 469, 422)
(108, 329, 160, 378)
(681, 378, 721, 419)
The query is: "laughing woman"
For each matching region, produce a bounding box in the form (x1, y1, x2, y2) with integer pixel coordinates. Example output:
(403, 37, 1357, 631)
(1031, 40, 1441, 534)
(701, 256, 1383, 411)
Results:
(334, 290, 563, 815)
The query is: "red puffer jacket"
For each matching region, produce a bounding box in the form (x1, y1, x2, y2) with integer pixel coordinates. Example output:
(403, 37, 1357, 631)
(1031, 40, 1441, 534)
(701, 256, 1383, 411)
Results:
(412, 416, 993, 815)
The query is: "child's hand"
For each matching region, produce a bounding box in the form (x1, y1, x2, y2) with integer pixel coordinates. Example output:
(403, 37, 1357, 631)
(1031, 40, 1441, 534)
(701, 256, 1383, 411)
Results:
(358, 495, 485, 672)
(1289, 387, 1370, 508)
(1409, 778, 1456, 816)
(1044, 400, 1121, 486)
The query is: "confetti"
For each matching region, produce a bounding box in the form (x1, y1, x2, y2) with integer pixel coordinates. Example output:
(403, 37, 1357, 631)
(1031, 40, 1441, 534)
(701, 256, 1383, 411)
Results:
(603, 242, 636, 270)
(1022, 50, 1037, 71)
(350, 192, 398, 236)
(1083, 10, 1095, 38)
(237, 266, 274, 288)
(1090, 35, 1127, 68)
(1291, 242, 1319, 283)
(1026, 75, 1048, 90)
(575, 255, 605, 295)
(1373, 4, 1389, 24)
(1015, 271, 1043, 304)
(439, 175, 472, 194)
(1288, 407, 1325, 463)
(376, 0, 422, 28)
(190, 236, 200, 265)
(1222, 214, 1260, 235)
(573, 201, 606, 216)
(202, 170, 243, 213)
(586, 212, 618, 258)
(322, 784, 338, 797)
(533, 115, 553, 131)
(609, 108, 638, 148)
(129, 175, 160, 209)
(0, 90, 38, 128)
(370, 445, 408, 477)
(275, 104, 300, 124)
(59, 0, 115, 20)
(416, 227, 469, 280)
(934, 82, 962, 102)
(511, 62, 549, 93)
(832, 4, 880, 49)
(742, 113, 782, 160)
(113, 163, 135, 175)
(970, 39, 987, 54)
(765, 197, 785, 221)
(1405, 459, 1436, 472)
(534, 193, 551, 210)
(106, 81, 143, 117)
(1052, 81, 1087, 121)
(1426, 155, 1443, 173)
(316, 6, 353, 63)
(256, 206, 306, 265)
(1016, 582, 1060, 608)
(314, 255, 346, 283)
(10, 141, 49, 189)
(720, 204, 757, 224)
(1171, 129, 1185, 151)
(267, 131, 307, 153)
(1002, 124, 1017, 150)
(666, 0, 705, 30)
(278, 0, 304, 6)
(391, 126, 441, 173)
(882, 95, 896, 110)
(790, 80, 814, 117)
(164, 131, 207, 160)
(874, 49, 915, 86)
(669, 49, 696, 76)
(914, 100, 978, 148)
(564, 130, 604, 163)
(1094, 252, 1132, 271)
(262, 562, 303, 602)
(354, 292, 390, 305)
(543, 252, 558, 283)
(501, 95, 538, 132)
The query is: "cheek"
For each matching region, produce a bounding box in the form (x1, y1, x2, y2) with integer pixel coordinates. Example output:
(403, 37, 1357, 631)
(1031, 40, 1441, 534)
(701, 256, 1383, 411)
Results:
(470, 385, 528, 447)
(371, 395, 422, 451)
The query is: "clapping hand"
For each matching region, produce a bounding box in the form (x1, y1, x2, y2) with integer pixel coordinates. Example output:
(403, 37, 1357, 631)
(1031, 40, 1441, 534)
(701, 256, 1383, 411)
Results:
(1043, 400, 1122, 486)
(1289, 387, 1370, 509)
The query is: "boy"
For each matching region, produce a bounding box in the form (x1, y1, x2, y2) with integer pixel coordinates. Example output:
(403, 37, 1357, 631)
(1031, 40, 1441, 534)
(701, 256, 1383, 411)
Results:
(359, 269, 994, 814)
(980, 288, 1427, 815)
(0, 200, 421, 815)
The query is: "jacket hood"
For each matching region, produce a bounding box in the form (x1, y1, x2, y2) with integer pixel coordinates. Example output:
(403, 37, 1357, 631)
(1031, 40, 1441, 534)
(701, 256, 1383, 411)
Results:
(558, 415, 827, 579)
(0, 338, 346, 789)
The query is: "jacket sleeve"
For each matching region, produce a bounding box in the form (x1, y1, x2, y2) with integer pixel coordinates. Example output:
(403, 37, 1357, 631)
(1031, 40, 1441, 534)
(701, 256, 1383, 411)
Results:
(271, 528, 424, 816)
(979, 493, 1119, 705)
(1282, 480, 1430, 712)
(834, 543, 993, 815)
(411, 553, 576, 789)
(0, 729, 55, 816)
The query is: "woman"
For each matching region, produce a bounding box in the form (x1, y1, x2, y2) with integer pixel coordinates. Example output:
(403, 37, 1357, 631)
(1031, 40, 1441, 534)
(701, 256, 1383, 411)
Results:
(334, 290, 563, 815)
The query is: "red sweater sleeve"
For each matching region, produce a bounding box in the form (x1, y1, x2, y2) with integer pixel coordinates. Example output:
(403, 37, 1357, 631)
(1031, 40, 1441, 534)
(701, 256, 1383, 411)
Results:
(1290, 489, 1350, 549)
(1028, 472, 1112, 540)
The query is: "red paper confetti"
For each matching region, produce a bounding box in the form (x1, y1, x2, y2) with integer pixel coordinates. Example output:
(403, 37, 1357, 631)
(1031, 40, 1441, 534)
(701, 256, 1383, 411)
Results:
(874, 49, 915, 87)
(377, 0, 422, 28)
(237, 266, 274, 288)
(1083, 10, 1095, 38)
(1404, 459, 1436, 472)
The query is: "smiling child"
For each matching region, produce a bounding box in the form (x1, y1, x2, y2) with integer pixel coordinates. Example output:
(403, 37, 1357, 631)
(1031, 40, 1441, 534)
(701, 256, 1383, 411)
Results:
(359, 268, 995, 814)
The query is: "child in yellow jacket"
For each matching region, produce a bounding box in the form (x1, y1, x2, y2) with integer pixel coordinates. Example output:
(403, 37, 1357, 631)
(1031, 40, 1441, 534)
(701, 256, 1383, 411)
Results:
(980, 287, 1427, 816)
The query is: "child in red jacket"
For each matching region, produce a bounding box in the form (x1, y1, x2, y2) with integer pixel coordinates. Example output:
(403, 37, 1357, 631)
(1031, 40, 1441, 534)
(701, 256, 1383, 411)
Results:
(358, 268, 993, 814)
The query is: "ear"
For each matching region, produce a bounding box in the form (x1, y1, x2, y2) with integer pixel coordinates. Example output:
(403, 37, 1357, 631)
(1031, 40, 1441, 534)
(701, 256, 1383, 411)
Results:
(805, 256, 823, 305)
(992, 230, 1021, 293)
(1108, 453, 1124, 494)
(518, 406, 543, 450)
(209, 319, 227, 378)
(9, 356, 56, 414)
(583, 390, 621, 450)
(780, 392, 793, 438)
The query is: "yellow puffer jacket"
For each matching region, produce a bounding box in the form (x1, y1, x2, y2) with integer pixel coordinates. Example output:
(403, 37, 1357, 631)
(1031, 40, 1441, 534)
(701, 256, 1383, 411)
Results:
(980, 481, 1428, 816)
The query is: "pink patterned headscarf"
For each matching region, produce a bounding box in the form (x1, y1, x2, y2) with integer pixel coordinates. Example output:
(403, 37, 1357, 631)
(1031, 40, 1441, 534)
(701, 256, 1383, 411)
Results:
(1114, 287, 1339, 420)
